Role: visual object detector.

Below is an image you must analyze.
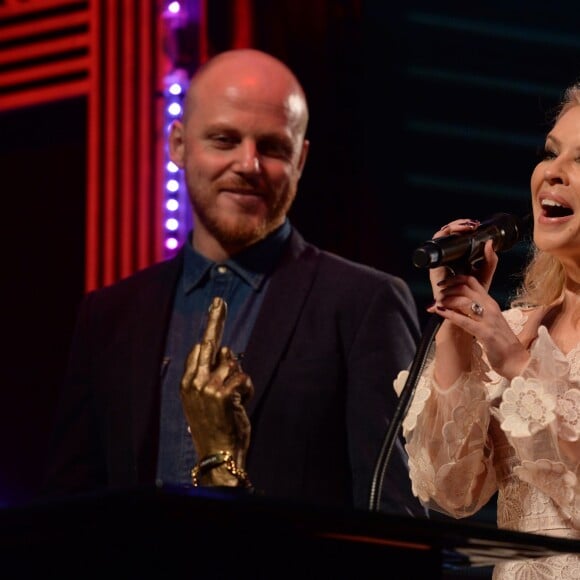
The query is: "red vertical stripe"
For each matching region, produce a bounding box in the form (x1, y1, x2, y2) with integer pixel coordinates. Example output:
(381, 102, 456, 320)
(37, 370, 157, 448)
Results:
(86, 0, 101, 291)
(199, 0, 209, 63)
(232, 0, 253, 48)
(103, 0, 118, 285)
(138, 0, 154, 269)
(120, 0, 135, 279)
(154, 96, 165, 263)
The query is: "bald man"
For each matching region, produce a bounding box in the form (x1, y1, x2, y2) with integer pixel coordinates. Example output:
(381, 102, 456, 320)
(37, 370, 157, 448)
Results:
(42, 49, 425, 518)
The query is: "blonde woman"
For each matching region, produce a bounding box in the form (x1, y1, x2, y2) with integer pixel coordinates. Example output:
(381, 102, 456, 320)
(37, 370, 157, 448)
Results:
(396, 83, 580, 578)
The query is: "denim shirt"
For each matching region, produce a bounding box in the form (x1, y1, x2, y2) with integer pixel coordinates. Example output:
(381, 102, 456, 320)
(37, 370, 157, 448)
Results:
(155, 220, 291, 487)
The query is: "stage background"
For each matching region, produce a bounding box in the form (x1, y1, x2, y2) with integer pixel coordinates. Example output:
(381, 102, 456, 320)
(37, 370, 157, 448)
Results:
(2, 1, 580, 531)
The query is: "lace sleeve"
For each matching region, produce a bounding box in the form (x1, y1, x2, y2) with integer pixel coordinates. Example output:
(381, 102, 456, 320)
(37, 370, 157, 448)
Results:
(495, 325, 580, 529)
(394, 339, 499, 519)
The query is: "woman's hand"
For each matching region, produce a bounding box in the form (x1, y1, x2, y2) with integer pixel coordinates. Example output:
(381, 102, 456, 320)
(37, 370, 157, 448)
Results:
(427, 220, 529, 381)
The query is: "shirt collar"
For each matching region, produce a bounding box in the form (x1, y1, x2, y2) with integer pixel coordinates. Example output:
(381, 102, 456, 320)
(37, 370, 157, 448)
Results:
(182, 219, 292, 293)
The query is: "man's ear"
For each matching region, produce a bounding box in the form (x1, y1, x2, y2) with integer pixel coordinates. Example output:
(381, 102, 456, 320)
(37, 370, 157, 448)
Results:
(168, 120, 185, 168)
(296, 138, 310, 177)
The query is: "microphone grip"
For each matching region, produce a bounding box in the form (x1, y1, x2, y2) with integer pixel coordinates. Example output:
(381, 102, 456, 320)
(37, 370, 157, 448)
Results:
(412, 213, 526, 271)
(412, 236, 472, 269)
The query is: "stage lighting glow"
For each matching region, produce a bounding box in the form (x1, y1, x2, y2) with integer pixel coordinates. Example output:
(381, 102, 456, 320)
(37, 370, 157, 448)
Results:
(166, 199, 179, 211)
(162, 0, 198, 258)
(166, 178, 180, 192)
(167, 102, 182, 116)
(165, 218, 179, 231)
(166, 237, 179, 250)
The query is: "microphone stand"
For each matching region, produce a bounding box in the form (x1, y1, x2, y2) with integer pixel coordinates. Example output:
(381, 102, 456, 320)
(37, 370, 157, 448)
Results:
(368, 312, 442, 512)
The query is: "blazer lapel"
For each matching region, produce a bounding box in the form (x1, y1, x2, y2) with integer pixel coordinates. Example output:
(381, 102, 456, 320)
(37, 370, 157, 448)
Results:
(243, 231, 318, 417)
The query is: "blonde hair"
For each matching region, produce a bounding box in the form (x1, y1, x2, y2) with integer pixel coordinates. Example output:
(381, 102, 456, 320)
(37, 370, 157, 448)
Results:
(511, 82, 580, 309)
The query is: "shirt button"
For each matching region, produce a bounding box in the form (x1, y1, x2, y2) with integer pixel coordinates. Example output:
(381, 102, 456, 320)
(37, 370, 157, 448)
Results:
(217, 266, 227, 274)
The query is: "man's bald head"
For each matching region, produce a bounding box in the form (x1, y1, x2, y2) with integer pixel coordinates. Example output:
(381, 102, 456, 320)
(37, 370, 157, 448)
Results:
(182, 49, 309, 136)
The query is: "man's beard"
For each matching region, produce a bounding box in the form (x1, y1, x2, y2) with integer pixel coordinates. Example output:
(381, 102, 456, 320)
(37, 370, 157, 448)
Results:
(202, 211, 268, 246)
(192, 191, 295, 249)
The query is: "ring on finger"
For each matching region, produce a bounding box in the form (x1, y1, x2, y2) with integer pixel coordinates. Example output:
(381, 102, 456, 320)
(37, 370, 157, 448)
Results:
(470, 302, 484, 317)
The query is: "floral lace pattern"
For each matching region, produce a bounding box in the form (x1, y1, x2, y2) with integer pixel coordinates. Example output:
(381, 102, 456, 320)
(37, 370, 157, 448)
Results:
(396, 306, 580, 579)
(515, 460, 577, 519)
(500, 377, 556, 437)
(494, 553, 580, 580)
(557, 389, 580, 441)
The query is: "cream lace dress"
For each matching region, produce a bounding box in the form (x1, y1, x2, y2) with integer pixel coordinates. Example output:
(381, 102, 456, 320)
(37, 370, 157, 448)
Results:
(394, 307, 580, 579)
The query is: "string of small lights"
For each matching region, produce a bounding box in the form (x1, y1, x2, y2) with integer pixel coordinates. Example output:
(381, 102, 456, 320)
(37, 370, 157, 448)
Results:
(161, 0, 199, 257)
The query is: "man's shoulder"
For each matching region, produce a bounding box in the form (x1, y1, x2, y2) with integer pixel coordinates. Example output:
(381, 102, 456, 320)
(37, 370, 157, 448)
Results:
(288, 242, 413, 305)
(86, 252, 181, 301)
(313, 246, 406, 287)
(290, 230, 398, 282)
(288, 243, 419, 330)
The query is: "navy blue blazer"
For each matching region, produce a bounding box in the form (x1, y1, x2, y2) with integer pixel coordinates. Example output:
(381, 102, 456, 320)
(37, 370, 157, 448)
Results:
(42, 229, 425, 517)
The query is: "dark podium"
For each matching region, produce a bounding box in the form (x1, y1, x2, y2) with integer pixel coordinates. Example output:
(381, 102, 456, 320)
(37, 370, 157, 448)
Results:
(1, 486, 579, 579)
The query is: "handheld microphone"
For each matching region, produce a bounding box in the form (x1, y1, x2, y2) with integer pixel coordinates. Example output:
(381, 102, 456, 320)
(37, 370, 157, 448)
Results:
(412, 212, 528, 270)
